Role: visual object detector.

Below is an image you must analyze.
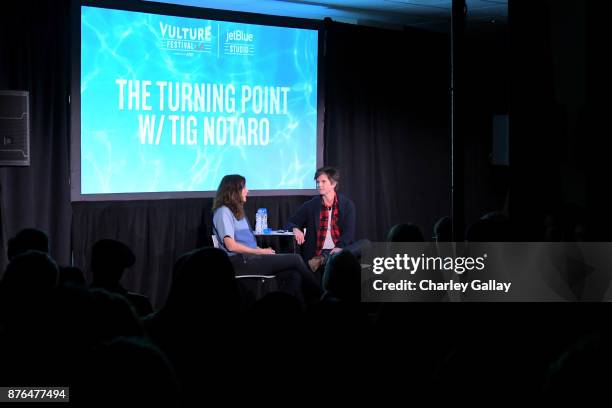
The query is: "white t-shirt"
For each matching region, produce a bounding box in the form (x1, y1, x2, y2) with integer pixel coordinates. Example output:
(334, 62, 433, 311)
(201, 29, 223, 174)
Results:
(322, 207, 335, 249)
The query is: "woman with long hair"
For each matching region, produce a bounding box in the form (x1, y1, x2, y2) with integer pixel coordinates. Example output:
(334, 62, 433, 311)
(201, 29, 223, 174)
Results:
(212, 175, 321, 303)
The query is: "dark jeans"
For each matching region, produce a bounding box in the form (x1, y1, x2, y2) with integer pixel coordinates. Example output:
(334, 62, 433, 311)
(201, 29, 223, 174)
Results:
(229, 253, 322, 303)
(320, 239, 371, 263)
(315, 239, 371, 280)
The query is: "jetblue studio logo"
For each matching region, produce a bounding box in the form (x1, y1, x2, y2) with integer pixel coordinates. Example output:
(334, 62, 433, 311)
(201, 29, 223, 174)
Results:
(159, 21, 212, 54)
(224, 29, 255, 56)
(226, 30, 253, 42)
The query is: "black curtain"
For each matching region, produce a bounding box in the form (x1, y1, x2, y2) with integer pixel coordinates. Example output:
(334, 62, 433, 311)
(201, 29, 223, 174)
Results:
(0, 1, 72, 273)
(323, 22, 451, 244)
(2, 3, 452, 309)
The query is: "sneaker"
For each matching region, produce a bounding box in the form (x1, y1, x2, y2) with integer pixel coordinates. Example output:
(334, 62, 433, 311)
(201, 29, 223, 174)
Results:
(308, 256, 324, 273)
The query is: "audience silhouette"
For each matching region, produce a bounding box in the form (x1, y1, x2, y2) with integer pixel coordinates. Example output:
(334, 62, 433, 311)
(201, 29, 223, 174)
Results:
(1, 215, 608, 403)
(7, 228, 50, 260)
(386, 223, 425, 242)
(90, 238, 153, 316)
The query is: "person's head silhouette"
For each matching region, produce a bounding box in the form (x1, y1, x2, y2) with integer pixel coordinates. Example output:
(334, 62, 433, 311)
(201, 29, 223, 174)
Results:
(7, 228, 50, 260)
(91, 239, 135, 287)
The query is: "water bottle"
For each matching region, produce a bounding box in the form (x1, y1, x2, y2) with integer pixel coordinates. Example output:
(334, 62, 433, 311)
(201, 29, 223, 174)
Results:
(255, 208, 263, 234)
(261, 208, 268, 232)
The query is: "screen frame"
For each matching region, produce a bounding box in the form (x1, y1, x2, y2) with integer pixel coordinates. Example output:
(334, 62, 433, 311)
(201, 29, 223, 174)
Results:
(70, 0, 325, 201)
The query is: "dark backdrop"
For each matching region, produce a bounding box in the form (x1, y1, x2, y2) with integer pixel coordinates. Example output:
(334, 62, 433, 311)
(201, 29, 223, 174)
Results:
(0, 2, 72, 273)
